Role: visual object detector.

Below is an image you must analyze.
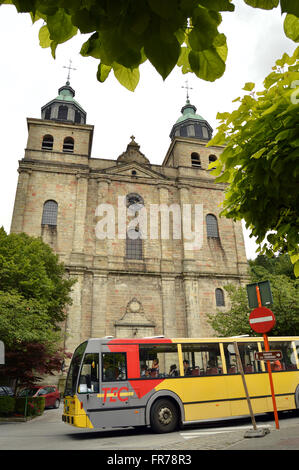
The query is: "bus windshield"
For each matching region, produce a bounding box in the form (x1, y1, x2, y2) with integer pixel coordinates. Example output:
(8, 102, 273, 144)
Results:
(64, 342, 87, 396)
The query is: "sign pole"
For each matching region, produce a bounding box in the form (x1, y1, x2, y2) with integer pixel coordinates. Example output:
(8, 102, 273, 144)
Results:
(256, 286, 280, 430)
(233, 342, 257, 431)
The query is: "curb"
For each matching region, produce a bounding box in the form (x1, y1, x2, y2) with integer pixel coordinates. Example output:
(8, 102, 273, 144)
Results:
(0, 414, 42, 423)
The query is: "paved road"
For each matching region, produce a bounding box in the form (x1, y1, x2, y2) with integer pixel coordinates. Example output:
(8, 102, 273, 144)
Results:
(1, 406, 299, 451)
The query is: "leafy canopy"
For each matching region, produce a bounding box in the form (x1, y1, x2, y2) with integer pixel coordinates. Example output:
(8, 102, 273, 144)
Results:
(208, 47, 299, 276)
(1, 0, 299, 91)
(208, 255, 299, 337)
(0, 228, 75, 388)
(0, 227, 75, 325)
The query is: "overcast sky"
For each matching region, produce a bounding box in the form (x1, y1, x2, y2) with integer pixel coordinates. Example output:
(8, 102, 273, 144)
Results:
(0, 3, 295, 259)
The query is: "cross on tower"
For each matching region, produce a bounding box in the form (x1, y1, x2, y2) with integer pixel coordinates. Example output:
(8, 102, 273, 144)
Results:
(63, 59, 77, 84)
(182, 79, 193, 102)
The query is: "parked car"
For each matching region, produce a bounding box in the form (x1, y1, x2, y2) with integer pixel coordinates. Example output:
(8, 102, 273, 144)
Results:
(18, 386, 60, 408)
(0, 385, 14, 396)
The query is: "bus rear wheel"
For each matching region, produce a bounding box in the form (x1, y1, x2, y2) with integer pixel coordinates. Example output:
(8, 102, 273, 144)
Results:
(150, 399, 178, 433)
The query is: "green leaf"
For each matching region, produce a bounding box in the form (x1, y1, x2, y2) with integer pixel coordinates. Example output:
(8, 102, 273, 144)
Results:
(50, 41, 58, 59)
(97, 63, 111, 83)
(39, 25, 51, 48)
(113, 63, 140, 91)
(290, 253, 299, 264)
(147, 0, 179, 19)
(214, 170, 232, 182)
(243, 0, 279, 9)
(294, 260, 299, 277)
(275, 129, 293, 141)
(80, 33, 101, 59)
(47, 8, 78, 44)
(197, 0, 235, 12)
(177, 46, 192, 74)
(216, 111, 230, 120)
(284, 14, 299, 42)
(188, 9, 219, 51)
(280, 0, 299, 17)
(243, 82, 255, 91)
(71, 8, 100, 34)
(189, 46, 226, 81)
(144, 34, 180, 80)
(261, 101, 278, 115)
(251, 147, 266, 159)
(9, 0, 36, 12)
(264, 71, 280, 89)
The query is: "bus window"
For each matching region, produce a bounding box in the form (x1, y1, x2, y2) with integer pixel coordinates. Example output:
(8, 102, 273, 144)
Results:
(224, 343, 261, 374)
(181, 343, 223, 376)
(102, 353, 127, 382)
(64, 341, 87, 396)
(78, 353, 99, 393)
(139, 344, 179, 378)
(268, 341, 299, 371)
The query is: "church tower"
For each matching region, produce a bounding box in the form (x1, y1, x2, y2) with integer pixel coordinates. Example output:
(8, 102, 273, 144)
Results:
(10, 84, 248, 375)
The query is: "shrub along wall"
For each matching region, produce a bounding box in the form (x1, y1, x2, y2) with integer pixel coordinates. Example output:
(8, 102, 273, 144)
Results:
(0, 397, 15, 416)
(0, 397, 45, 417)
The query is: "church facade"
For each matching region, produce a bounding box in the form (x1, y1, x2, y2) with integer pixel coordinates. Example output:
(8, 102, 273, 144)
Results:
(10, 81, 248, 360)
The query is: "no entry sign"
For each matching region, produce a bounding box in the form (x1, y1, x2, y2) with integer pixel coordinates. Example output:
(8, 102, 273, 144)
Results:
(249, 306, 276, 333)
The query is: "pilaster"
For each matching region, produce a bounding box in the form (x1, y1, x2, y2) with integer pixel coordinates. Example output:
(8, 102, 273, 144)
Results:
(91, 272, 108, 337)
(161, 276, 177, 337)
(72, 174, 88, 253)
(10, 169, 31, 233)
(183, 276, 201, 337)
(65, 272, 84, 353)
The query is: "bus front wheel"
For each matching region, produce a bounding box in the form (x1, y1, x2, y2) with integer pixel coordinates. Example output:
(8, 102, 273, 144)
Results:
(150, 398, 179, 433)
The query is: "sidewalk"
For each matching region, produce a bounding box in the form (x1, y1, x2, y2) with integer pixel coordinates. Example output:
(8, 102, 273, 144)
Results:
(154, 413, 299, 451)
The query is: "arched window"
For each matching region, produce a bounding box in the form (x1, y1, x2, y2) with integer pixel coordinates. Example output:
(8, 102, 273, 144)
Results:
(215, 288, 225, 306)
(126, 193, 144, 209)
(209, 154, 217, 169)
(41, 135, 53, 151)
(126, 228, 142, 260)
(63, 137, 74, 153)
(191, 152, 201, 168)
(206, 214, 219, 238)
(41, 200, 58, 226)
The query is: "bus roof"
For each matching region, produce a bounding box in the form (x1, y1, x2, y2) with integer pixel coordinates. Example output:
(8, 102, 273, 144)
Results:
(85, 336, 299, 345)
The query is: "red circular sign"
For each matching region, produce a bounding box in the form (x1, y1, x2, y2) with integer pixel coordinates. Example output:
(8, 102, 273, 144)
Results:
(249, 307, 276, 333)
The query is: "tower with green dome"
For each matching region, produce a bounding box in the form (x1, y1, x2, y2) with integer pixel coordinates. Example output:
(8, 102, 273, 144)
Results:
(170, 99, 213, 141)
(41, 81, 87, 124)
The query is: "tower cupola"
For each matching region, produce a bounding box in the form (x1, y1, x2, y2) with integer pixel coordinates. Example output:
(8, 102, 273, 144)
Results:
(41, 81, 87, 125)
(170, 99, 213, 141)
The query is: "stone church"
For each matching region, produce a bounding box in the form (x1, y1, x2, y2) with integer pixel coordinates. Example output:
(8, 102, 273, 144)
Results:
(10, 80, 248, 359)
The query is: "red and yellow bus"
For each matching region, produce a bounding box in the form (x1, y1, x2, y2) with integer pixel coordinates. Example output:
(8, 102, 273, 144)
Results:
(62, 336, 299, 433)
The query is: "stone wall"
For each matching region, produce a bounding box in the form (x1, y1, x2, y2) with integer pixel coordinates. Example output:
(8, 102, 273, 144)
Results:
(10, 119, 249, 367)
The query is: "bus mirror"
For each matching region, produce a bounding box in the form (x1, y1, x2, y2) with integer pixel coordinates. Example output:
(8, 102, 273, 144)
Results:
(79, 384, 88, 393)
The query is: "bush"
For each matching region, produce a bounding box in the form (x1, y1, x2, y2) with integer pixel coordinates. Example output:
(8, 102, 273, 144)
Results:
(0, 397, 15, 416)
(15, 397, 45, 416)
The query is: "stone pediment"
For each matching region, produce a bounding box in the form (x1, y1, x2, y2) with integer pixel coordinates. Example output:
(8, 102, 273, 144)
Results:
(117, 136, 150, 165)
(102, 161, 166, 180)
